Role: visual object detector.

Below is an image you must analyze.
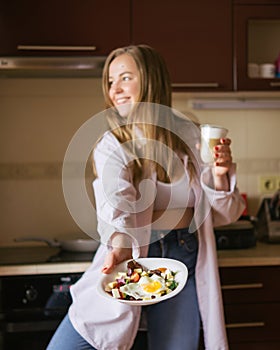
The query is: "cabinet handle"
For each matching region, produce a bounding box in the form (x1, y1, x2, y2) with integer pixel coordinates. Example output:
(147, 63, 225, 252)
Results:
(270, 82, 280, 87)
(221, 283, 263, 290)
(17, 45, 97, 51)
(226, 322, 265, 329)
(171, 82, 219, 88)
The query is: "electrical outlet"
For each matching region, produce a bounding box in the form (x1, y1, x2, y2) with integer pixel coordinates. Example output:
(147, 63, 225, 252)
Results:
(259, 175, 280, 193)
(276, 176, 280, 191)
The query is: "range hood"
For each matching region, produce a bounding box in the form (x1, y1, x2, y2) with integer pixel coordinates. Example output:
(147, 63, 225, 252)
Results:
(0, 56, 106, 78)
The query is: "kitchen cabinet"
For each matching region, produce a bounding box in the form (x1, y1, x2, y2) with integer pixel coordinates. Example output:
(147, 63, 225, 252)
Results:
(220, 266, 280, 349)
(234, 2, 280, 90)
(131, 0, 233, 92)
(0, 0, 130, 57)
(234, 1, 280, 4)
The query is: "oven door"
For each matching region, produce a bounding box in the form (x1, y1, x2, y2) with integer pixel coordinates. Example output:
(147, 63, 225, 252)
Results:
(0, 273, 82, 350)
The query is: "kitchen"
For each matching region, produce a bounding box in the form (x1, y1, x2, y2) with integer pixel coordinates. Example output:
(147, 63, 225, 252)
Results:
(0, 0, 280, 349)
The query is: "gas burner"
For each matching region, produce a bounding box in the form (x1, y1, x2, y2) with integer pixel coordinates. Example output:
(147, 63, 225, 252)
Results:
(47, 251, 94, 263)
(0, 247, 94, 265)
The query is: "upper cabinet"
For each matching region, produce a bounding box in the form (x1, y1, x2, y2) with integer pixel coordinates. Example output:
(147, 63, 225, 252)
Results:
(0, 0, 130, 57)
(131, 0, 233, 92)
(1, 0, 280, 91)
(234, 1, 280, 91)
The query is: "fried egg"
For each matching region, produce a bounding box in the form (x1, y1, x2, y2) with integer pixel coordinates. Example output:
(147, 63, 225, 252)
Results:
(119, 274, 167, 300)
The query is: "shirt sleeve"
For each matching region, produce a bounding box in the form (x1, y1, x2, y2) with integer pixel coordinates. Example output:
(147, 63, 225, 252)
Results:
(200, 163, 246, 227)
(92, 132, 151, 256)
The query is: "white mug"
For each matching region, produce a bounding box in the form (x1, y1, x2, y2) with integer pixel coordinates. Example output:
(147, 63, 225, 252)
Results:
(259, 64, 275, 78)
(200, 124, 228, 164)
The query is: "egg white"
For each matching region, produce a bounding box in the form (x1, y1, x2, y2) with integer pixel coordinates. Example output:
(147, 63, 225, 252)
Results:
(120, 274, 167, 300)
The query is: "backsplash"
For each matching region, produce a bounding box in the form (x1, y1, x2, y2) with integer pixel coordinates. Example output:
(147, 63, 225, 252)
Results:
(0, 78, 279, 246)
(0, 161, 93, 180)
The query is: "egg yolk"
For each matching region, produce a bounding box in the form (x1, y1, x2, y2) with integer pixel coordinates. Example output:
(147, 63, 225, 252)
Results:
(141, 281, 162, 293)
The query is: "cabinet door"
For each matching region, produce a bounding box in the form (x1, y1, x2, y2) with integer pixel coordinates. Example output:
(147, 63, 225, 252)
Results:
(220, 266, 280, 346)
(220, 266, 280, 303)
(225, 303, 280, 343)
(230, 342, 280, 350)
(0, 0, 130, 56)
(132, 0, 233, 91)
(234, 4, 280, 90)
(234, 1, 280, 4)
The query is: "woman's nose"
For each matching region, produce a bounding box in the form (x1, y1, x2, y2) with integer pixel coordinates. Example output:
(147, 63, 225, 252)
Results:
(111, 81, 123, 93)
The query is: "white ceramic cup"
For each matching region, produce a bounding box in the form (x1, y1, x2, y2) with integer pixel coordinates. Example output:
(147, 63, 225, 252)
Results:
(259, 63, 275, 78)
(200, 124, 228, 164)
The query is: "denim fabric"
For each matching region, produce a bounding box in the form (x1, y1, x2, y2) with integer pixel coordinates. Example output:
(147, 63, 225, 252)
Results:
(46, 314, 97, 350)
(146, 228, 201, 350)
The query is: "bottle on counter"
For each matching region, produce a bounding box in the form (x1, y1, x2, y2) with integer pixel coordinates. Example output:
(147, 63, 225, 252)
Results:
(275, 52, 280, 78)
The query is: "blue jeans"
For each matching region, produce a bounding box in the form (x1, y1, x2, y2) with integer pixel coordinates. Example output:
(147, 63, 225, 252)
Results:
(46, 314, 97, 350)
(146, 228, 200, 350)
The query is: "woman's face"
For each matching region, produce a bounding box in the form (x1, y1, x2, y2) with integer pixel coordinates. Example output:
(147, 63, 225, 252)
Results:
(108, 53, 141, 117)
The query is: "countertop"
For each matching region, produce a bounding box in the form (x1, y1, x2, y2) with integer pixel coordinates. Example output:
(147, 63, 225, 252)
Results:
(0, 241, 280, 276)
(0, 246, 93, 276)
(217, 241, 280, 267)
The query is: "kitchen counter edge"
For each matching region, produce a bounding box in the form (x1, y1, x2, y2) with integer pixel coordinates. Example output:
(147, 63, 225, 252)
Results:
(0, 242, 280, 276)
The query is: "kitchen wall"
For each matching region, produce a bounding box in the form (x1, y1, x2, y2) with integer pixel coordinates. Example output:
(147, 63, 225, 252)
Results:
(172, 93, 280, 214)
(0, 78, 279, 246)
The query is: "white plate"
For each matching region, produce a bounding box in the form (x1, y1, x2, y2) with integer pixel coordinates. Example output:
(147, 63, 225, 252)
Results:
(97, 258, 188, 306)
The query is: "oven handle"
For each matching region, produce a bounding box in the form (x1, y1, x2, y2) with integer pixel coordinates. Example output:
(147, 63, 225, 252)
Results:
(2, 320, 61, 333)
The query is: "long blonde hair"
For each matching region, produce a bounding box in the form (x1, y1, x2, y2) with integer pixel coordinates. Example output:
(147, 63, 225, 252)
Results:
(99, 45, 195, 183)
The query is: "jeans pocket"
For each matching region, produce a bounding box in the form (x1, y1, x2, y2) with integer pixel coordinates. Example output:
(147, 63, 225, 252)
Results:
(179, 233, 198, 253)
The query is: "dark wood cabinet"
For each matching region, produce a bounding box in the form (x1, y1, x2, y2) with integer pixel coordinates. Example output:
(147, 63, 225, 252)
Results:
(131, 0, 233, 92)
(1, 0, 280, 92)
(234, 0, 280, 4)
(0, 0, 130, 57)
(220, 266, 280, 349)
(234, 3, 280, 90)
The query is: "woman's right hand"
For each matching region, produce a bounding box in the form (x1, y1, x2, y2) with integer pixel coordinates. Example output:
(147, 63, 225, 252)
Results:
(101, 232, 133, 274)
(102, 247, 133, 274)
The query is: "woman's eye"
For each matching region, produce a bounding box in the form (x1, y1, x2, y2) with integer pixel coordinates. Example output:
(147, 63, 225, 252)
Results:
(123, 75, 131, 81)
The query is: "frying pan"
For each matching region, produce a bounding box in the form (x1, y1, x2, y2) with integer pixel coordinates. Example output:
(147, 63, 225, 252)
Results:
(15, 237, 100, 252)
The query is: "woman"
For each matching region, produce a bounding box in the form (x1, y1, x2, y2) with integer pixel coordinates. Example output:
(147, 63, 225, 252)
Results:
(47, 45, 245, 350)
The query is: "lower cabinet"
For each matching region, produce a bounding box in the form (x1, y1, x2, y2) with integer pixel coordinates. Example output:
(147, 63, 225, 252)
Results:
(133, 265, 280, 349)
(220, 266, 280, 349)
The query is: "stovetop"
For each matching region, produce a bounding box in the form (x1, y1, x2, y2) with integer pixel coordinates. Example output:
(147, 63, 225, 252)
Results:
(0, 246, 95, 265)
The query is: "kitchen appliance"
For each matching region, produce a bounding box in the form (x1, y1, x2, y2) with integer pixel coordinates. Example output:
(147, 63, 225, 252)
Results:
(0, 272, 82, 349)
(15, 236, 100, 252)
(214, 217, 257, 250)
(0, 56, 106, 78)
(0, 247, 146, 350)
(0, 247, 93, 350)
(257, 195, 280, 243)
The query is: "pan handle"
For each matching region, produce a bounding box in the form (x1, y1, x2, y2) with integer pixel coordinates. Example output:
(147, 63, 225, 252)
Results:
(14, 237, 61, 247)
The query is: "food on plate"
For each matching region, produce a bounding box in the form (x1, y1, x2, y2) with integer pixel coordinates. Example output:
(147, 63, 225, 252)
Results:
(104, 260, 179, 301)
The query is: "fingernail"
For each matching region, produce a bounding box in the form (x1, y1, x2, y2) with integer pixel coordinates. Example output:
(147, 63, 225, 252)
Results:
(215, 146, 219, 151)
(215, 153, 219, 158)
(215, 162, 220, 166)
(221, 138, 226, 143)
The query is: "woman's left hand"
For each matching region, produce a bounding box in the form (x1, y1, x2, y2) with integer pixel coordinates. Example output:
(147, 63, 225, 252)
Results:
(213, 138, 232, 177)
(211, 138, 232, 191)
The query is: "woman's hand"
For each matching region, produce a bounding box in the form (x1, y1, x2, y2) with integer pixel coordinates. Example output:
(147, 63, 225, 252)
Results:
(102, 233, 133, 274)
(212, 138, 232, 191)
